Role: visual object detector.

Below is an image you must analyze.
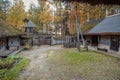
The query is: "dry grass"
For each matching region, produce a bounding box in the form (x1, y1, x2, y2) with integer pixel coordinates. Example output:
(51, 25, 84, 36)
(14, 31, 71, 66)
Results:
(47, 48, 120, 80)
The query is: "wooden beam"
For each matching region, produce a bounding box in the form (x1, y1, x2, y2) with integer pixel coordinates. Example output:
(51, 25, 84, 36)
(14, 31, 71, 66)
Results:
(61, 0, 120, 5)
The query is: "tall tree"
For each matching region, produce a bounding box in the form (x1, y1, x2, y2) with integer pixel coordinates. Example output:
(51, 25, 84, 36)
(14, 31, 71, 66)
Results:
(7, 0, 26, 29)
(27, 4, 42, 31)
(39, 0, 54, 33)
(0, 0, 10, 21)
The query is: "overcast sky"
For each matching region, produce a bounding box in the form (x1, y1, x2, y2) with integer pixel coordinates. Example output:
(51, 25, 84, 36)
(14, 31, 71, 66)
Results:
(9, 0, 40, 11)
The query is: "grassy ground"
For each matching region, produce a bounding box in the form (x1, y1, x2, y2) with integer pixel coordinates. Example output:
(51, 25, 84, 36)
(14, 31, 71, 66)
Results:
(47, 48, 120, 80)
(0, 56, 29, 80)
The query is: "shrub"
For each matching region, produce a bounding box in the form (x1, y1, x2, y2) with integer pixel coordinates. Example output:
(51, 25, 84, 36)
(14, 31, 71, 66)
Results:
(24, 43, 30, 50)
(0, 56, 29, 80)
(4, 58, 29, 80)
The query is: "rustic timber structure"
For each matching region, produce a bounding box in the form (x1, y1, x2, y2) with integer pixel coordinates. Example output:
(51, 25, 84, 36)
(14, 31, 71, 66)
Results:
(7, 36, 21, 50)
(84, 14, 120, 54)
(0, 37, 6, 52)
(24, 20, 36, 35)
(0, 21, 24, 57)
(22, 20, 36, 46)
(0, 29, 22, 52)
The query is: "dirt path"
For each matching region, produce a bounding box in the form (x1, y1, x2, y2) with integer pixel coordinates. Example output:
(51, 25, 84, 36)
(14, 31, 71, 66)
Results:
(17, 45, 120, 80)
(17, 45, 64, 80)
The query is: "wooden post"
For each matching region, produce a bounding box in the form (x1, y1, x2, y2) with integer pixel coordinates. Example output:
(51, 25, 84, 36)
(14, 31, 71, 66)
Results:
(75, 2, 80, 52)
(6, 37, 9, 50)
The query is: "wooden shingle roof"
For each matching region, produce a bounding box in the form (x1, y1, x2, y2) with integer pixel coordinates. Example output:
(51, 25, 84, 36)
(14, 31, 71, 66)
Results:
(25, 20, 36, 28)
(87, 14, 120, 35)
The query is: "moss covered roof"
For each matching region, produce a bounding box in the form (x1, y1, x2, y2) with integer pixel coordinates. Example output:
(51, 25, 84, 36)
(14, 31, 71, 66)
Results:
(0, 20, 24, 37)
(81, 19, 103, 33)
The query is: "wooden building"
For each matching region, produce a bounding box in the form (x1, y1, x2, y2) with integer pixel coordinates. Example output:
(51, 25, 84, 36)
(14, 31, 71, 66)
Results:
(0, 20, 24, 53)
(22, 20, 36, 46)
(0, 31, 22, 53)
(84, 14, 120, 54)
(24, 20, 36, 35)
(7, 36, 21, 50)
(0, 28, 7, 52)
(39, 34, 52, 45)
(0, 37, 7, 52)
(64, 36, 77, 48)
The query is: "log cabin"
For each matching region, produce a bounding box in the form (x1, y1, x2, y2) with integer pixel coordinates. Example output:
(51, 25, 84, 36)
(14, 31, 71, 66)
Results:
(22, 20, 36, 46)
(0, 37, 7, 52)
(84, 14, 120, 54)
(7, 35, 21, 50)
(24, 20, 36, 35)
(0, 21, 23, 53)
(0, 28, 7, 52)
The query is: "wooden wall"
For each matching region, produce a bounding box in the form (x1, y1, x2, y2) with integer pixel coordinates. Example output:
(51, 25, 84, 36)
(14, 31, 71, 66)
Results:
(8, 36, 20, 49)
(39, 35, 51, 45)
(0, 38, 6, 52)
(98, 36, 111, 50)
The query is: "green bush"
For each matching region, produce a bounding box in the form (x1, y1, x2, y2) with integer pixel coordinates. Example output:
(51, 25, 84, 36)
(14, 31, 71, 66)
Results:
(0, 58, 14, 69)
(0, 56, 29, 80)
(4, 58, 29, 80)
(0, 59, 4, 69)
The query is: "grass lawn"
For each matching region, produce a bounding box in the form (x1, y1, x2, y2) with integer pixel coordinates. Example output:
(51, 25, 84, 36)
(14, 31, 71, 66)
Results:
(48, 48, 120, 80)
(0, 56, 29, 80)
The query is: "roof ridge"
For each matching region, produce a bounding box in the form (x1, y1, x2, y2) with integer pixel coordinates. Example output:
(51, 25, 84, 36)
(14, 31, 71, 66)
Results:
(26, 20, 36, 27)
(106, 13, 120, 18)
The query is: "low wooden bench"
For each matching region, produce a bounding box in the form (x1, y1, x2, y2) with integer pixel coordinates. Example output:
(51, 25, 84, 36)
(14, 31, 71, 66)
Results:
(97, 47, 108, 52)
(0, 49, 15, 58)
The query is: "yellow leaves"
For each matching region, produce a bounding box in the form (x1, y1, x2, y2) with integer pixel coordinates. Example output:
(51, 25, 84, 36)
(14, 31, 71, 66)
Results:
(39, 10, 52, 24)
(69, 25, 76, 35)
(67, 8, 87, 35)
(6, 0, 26, 29)
(39, 0, 54, 24)
(69, 9, 86, 25)
(54, 15, 61, 23)
(39, 0, 46, 7)
(68, 10, 76, 35)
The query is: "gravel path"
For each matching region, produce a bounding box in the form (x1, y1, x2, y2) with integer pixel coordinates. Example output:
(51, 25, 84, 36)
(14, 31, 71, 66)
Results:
(17, 45, 63, 80)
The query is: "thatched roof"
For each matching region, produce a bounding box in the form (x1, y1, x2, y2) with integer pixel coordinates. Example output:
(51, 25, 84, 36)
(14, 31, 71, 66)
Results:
(62, 0, 120, 5)
(81, 19, 103, 33)
(0, 21, 24, 37)
(86, 13, 120, 35)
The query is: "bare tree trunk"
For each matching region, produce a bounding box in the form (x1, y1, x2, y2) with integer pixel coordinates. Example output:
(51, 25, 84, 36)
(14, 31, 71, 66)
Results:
(75, 4, 80, 52)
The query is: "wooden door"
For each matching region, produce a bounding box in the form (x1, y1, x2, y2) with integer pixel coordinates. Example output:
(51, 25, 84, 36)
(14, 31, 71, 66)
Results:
(110, 36, 119, 51)
(92, 36, 98, 46)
